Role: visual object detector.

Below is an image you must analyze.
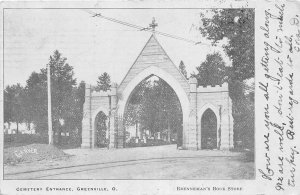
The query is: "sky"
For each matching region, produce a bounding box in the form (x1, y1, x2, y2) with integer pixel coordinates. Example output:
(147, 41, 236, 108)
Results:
(4, 9, 230, 87)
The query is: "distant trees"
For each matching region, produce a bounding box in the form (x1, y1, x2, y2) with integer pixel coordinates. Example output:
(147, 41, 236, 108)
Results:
(199, 8, 254, 81)
(179, 61, 188, 79)
(4, 84, 26, 133)
(124, 77, 182, 142)
(4, 86, 15, 128)
(4, 50, 85, 146)
(152, 79, 182, 142)
(125, 80, 151, 127)
(24, 50, 77, 140)
(191, 53, 228, 86)
(96, 72, 111, 91)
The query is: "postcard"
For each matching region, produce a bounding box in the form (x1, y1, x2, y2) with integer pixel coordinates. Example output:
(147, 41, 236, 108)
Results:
(0, 0, 299, 194)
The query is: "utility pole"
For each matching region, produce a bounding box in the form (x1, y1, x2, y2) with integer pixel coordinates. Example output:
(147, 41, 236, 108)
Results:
(47, 63, 53, 145)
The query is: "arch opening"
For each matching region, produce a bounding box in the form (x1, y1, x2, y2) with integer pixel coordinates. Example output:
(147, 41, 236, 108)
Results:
(94, 111, 108, 148)
(123, 75, 183, 148)
(201, 108, 218, 150)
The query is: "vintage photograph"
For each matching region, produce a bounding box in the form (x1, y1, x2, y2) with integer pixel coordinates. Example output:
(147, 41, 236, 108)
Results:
(3, 8, 254, 180)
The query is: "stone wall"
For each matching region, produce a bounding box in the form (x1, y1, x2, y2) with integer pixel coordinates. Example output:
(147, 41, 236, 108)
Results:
(195, 82, 233, 150)
(82, 80, 233, 150)
(81, 84, 117, 148)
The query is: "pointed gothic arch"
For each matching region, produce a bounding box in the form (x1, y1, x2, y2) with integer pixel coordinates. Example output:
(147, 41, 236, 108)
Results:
(117, 65, 190, 125)
(198, 103, 221, 149)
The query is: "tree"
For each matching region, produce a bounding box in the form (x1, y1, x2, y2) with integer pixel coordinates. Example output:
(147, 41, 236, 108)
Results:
(197, 9, 255, 150)
(192, 9, 255, 149)
(74, 81, 85, 145)
(4, 86, 14, 128)
(199, 9, 254, 81)
(179, 61, 188, 79)
(124, 80, 151, 127)
(60, 81, 85, 147)
(191, 52, 228, 86)
(25, 71, 48, 135)
(152, 79, 182, 142)
(24, 50, 77, 145)
(46, 50, 77, 144)
(96, 72, 111, 91)
(4, 84, 26, 133)
(125, 77, 182, 143)
(12, 84, 26, 133)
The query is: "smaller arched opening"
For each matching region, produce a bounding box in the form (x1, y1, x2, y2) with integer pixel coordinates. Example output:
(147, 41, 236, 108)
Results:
(94, 111, 108, 148)
(201, 108, 218, 150)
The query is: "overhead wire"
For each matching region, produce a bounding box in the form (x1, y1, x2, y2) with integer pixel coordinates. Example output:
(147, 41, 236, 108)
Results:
(81, 9, 207, 45)
(83, 10, 147, 30)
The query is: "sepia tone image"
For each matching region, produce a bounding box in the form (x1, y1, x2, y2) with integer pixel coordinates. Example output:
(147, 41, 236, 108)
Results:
(3, 8, 254, 180)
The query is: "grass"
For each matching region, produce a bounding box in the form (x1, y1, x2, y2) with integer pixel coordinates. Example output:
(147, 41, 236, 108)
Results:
(4, 134, 81, 149)
(4, 134, 48, 148)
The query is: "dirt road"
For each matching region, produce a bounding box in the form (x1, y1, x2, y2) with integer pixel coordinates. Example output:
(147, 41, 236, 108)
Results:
(4, 145, 254, 180)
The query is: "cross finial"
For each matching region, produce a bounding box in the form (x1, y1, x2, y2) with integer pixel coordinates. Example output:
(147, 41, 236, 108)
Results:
(149, 17, 158, 32)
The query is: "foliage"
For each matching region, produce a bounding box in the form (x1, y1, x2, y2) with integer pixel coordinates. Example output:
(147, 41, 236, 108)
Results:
(4, 84, 26, 133)
(4, 51, 85, 147)
(191, 52, 228, 86)
(124, 80, 151, 126)
(4, 134, 48, 148)
(4, 86, 14, 125)
(232, 89, 254, 150)
(192, 55, 254, 149)
(150, 79, 182, 136)
(194, 9, 255, 149)
(179, 61, 188, 79)
(201, 109, 218, 149)
(23, 50, 83, 145)
(95, 111, 108, 148)
(124, 77, 182, 141)
(199, 9, 254, 81)
(72, 81, 85, 145)
(24, 71, 47, 132)
(96, 72, 111, 91)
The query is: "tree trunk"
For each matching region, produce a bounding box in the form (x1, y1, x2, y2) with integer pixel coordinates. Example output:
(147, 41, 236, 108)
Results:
(78, 122, 82, 145)
(135, 122, 138, 138)
(167, 119, 171, 142)
(16, 121, 19, 134)
(57, 122, 62, 146)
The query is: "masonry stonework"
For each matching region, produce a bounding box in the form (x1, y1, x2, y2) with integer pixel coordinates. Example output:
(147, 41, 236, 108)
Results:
(81, 35, 234, 150)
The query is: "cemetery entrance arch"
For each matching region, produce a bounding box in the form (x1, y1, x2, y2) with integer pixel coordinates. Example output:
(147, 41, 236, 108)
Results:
(117, 66, 190, 131)
(117, 66, 189, 147)
(81, 34, 234, 150)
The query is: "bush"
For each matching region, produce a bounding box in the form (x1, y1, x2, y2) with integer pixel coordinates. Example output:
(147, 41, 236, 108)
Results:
(4, 134, 48, 148)
(4, 133, 81, 149)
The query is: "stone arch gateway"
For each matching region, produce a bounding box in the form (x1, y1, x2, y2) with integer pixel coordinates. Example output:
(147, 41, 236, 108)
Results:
(117, 65, 190, 132)
(82, 34, 233, 150)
